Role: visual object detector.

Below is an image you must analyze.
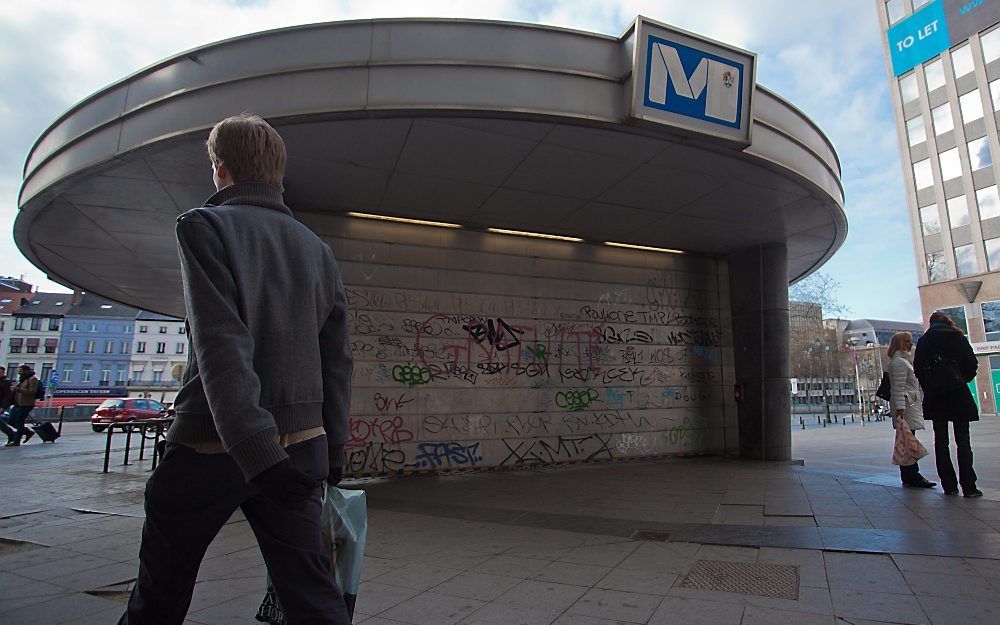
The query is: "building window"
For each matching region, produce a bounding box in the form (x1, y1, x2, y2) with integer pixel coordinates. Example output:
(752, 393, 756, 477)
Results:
(82, 365, 92, 383)
(48, 318, 59, 331)
(960, 89, 984, 124)
(44, 341, 56, 354)
(139, 325, 148, 333)
(152, 370, 163, 383)
(70, 322, 79, 331)
(67, 339, 76, 353)
(913, 159, 934, 189)
(120, 342, 129, 355)
(900, 73, 920, 103)
(159, 326, 167, 334)
(940, 148, 963, 181)
(63, 368, 72, 383)
(987, 238, 1000, 271)
(9, 344, 21, 354)
(156, 342, 166, 354)
(104, 340, 113, 354)
(991, 79, 1000, 111)
(932, 102, 954, 135)
(85, 340, 96, 354)
(927, 250, 948, 282)
(937, 305, 969, 334)
(14, 318, 24, 330)
(179, 326, 186, 334)
(176, 343, 185, 354)
(40, 364, 52, 383)
(977, 186, 1000, 220)
(968, 137, 993, 171)
(984, 28, 1000, 64)
(116, 368, 127, 383)
(136, 342, 146, 354)
(947, 195, 970, 228)
(89, 323, 97, 332)
(913, 0, 931, 9)
(30, 318, 41, 331)
(987, 301, 1000, 340)
(926, 58, 946, 92)
(920, 205, 941, 235)
(886, 0, 905, 24)
(100, 368, 110, 385)
(906, 116, 926, 146)
(952, 44, 975, 78)
(955, 244, 978, 277)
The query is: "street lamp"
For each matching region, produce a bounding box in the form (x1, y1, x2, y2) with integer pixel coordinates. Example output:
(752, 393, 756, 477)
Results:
(815, 339, 832, 424)
(848, 337, 862, 420)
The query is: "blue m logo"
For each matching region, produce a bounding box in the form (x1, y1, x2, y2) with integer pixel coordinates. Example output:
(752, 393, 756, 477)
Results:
(644, 36, 742, 127)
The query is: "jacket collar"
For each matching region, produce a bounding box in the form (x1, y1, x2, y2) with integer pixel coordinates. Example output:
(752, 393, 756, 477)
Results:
(203, 182, 292, 216)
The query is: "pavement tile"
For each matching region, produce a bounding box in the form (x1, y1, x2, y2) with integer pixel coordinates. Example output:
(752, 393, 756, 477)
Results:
(825, 552, 911, 594)
(476, 555, 552, 578)
(595, 566, 678, 595)
(829, 589, 928, 624)
(458, 602, 558, 625)
(432, 572, 522, 602)
(555, 542, 640, 568)
(615, 542, 696, 573)
(353, 581, 421, 615)
(815, 516, 875, 528)
(647, 595, 745, 625)
(379, 591, 484, 625)
(566, 587, 661, 624)
(916, 595, 1000, 625)
(530, 561, 611, 586)
(742, 605, 837, 625)
(693, 544, 759, 562)
(47, 560, 137, 591)
(892, 554, 979, 576)
(369, 562, 463, 590)
(494, 579, 589, 613)
(765, 515, 818, 526)
(3, 591, 121, 625)
(903, 571, 996, 599)
(361, 556, 406, 581)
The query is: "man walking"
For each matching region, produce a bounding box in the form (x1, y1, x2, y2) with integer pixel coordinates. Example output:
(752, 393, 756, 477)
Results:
(4, 365, 38, 446)
(119, 114, 353, 625)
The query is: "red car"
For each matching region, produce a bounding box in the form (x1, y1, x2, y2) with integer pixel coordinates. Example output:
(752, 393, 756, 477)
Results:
(90, 398, 172, 432)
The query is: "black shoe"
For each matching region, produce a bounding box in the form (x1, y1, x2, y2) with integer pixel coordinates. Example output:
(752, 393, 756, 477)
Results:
(944, 488, 960, 495)
(964, 488, 984, 498)
(4, 440, 19, 447)
(903, 478, 937, 489)
(22, 431, 33, 443)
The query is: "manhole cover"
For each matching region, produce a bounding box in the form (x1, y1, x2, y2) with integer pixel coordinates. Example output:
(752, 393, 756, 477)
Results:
(631, 530, 672, 542)
(681, 559, 799, 599)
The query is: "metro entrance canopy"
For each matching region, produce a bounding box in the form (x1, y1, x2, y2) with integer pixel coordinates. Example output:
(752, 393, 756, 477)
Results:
(15, 17, 846, 467)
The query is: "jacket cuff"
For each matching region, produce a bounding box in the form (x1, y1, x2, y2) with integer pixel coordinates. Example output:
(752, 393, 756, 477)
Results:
(228, 427, 289, 480)
(329, 443, 345, 469)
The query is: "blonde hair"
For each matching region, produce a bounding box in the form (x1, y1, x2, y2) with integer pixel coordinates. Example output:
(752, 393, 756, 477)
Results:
(887, 332, 912, 358)
(206, 113, 286, 191)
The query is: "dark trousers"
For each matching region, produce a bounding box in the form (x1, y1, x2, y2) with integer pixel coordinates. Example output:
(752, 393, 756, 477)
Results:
(899, 460, 922, 484)
(119, 436, 350, 625)
(932, 419, 977, 492)
(3, 405, 33, 444)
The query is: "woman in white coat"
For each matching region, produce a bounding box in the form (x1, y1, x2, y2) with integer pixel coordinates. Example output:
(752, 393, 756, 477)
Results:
(888, 332, 937, 488)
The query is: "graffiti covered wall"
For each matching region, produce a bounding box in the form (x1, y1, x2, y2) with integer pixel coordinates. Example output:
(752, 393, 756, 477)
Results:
(299, 215, 737, 475)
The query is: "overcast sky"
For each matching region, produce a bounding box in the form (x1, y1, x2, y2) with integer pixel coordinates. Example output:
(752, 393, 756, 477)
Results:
(0, 0, 916, 319)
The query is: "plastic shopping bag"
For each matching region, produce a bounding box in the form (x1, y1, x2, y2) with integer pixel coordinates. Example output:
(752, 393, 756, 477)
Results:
(256, 486, 368, 624)
(891, 425, 928, 466)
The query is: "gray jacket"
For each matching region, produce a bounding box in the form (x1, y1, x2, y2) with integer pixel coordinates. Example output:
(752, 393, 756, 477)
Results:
(167, 182, 353, 479)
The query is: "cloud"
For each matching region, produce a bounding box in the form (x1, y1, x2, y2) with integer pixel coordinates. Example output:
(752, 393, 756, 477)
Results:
(0, 0, 921, 321)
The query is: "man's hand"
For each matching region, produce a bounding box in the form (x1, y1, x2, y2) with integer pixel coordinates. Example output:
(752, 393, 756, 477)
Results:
(327, 466, 343, 487)
(250, 459, 319, 510)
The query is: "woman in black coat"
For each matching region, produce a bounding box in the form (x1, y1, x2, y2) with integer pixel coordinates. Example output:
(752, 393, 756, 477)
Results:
(913, 311, 982, 497)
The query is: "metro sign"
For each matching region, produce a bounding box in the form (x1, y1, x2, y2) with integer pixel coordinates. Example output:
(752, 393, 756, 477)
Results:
(645, 37, 742, 126)
(627, 16, 755, 145)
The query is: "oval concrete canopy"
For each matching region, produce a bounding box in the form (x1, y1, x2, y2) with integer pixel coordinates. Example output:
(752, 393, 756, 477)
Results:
(16, 18, 845, 318)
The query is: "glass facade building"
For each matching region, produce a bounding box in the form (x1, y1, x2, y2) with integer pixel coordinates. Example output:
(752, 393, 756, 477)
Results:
(878, 0, 1000, 413)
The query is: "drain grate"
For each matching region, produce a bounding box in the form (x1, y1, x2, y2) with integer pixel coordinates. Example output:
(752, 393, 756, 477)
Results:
(631, 530, 672, 542)
(681, 559, 799, 599)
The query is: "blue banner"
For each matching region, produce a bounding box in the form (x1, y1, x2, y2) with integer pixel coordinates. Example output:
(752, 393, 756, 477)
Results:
(888, 0, 951, 76)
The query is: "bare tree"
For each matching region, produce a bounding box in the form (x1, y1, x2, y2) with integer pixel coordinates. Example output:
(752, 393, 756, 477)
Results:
(789, 271, 850, 318)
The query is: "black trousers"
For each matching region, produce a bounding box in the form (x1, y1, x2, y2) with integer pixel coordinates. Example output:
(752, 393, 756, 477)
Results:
(119, 436, 350, 625)
(899, 460, 922, 484)
(932, 419, 977, 492)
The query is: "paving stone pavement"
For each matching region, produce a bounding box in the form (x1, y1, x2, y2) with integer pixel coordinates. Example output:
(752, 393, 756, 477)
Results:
(2, 421, 1000, 624)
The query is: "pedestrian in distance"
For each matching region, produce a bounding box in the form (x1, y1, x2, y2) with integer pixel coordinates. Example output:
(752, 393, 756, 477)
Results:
(118, 113, 354, 625)
(886, 332, 936, 488)
(913, 311, 982, 497)
(4, 365, 38, 446)
(0, 366, 17, 442)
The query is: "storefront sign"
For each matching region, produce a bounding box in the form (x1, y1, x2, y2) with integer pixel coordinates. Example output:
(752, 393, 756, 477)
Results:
(52, 386, 128, 397)
(943, 0, 1000, 47)
(628, 16, 755, 145)
(971, 340, 1000, 354)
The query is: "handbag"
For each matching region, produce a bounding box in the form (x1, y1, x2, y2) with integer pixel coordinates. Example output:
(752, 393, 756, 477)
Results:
(875, 372, 891, 401)
(891, 423, 928, 466)
(920, 353, 964, 395)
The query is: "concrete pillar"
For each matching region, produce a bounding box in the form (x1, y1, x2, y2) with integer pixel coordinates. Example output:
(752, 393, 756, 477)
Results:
(727, 243, 791, 461)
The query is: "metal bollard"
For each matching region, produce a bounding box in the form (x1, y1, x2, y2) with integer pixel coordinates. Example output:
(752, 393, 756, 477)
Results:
(57, 406, 64, 435)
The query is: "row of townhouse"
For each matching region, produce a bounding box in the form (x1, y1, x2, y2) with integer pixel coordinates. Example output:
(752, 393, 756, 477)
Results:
(0, 284, 187, 401)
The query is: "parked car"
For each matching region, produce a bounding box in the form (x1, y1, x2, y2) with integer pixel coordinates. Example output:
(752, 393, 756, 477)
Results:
(90, 398, 173, 432)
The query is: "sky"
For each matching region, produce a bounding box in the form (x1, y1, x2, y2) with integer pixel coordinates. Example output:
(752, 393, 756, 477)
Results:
(0, 0, 919, 320)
